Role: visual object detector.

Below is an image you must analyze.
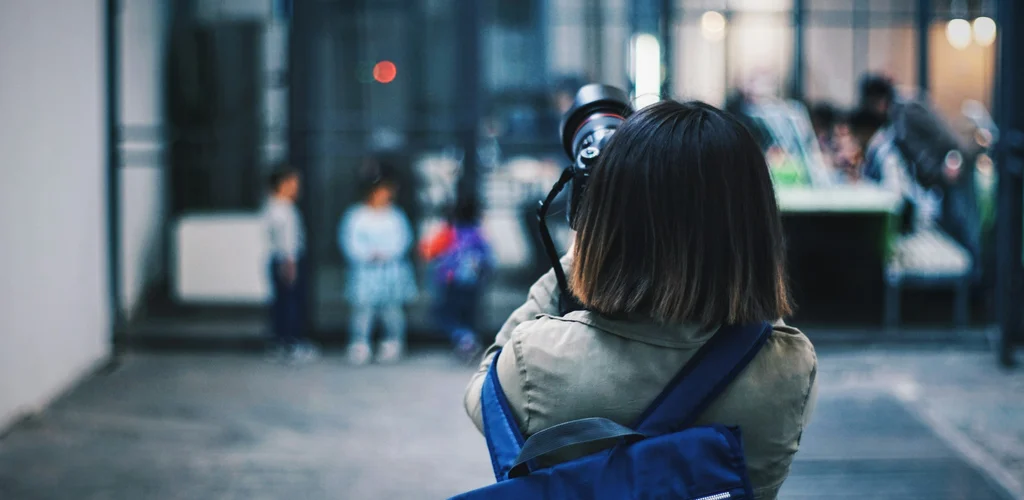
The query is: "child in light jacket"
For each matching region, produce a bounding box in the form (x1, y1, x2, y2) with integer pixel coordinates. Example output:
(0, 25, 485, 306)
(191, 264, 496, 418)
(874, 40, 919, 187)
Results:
(339, 175, 418, 365)
(421, 197, 493, 362)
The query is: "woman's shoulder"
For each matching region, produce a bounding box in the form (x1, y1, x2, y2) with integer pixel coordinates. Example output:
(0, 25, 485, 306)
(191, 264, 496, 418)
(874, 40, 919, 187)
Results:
(734, 322, 817, 412)
(496, 316, 815, 437)
(501, 312, 605, 369)
(506, 311, 583, 344)
(508, 320, 817, 404)
(752, 322, 817, 388)
(765, 321, 816, 367)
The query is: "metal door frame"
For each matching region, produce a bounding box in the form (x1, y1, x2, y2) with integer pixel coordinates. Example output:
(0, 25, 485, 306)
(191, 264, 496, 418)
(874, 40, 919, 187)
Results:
(995, 0, 1023, 367)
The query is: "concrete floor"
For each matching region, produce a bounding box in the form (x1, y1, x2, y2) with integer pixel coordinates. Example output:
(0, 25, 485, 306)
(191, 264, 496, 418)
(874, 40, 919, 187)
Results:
(0, 347, 1022, 499)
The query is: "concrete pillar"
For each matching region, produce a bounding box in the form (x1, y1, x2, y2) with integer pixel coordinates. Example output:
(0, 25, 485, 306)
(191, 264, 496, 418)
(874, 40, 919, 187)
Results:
(995, 0, 1024, 366)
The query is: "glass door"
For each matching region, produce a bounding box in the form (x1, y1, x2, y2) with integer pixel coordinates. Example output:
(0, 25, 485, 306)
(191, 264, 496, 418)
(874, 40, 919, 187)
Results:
(293, 0, 462, 335)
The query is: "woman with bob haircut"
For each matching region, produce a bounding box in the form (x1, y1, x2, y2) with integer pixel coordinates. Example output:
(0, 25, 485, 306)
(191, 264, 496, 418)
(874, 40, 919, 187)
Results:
(464, 100, 817, 499)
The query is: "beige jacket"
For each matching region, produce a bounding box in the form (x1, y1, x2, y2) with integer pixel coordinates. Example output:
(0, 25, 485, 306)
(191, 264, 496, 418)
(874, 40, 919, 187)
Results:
(464, 264, 818, 500)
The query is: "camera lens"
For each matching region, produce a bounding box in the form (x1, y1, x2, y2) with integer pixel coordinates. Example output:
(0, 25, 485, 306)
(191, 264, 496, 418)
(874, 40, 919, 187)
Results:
(559, 84, 632, 161)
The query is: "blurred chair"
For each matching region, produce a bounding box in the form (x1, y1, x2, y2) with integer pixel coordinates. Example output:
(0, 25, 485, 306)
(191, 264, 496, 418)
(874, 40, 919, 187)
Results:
(884, 229, 972, 328)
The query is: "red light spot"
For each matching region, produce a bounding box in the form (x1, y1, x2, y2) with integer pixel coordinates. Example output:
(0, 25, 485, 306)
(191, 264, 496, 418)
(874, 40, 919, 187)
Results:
(373, 61, 397, 84)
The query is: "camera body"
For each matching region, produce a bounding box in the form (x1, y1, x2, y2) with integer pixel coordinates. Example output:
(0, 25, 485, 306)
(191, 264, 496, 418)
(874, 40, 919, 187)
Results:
(559, 84, 634, 227)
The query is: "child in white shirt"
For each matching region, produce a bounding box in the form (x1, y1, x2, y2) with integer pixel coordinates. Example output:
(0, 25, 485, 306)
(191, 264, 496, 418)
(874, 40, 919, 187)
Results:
(265, 167, 318, 362)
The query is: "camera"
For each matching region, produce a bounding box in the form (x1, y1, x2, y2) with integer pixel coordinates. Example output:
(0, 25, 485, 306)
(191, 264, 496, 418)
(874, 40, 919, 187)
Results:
(559, 84, 634, 227)
(538, 84, 633, 314)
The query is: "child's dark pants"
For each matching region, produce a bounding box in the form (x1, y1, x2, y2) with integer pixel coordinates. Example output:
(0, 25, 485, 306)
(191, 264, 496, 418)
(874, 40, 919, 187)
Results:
(269, 256, 307, 346)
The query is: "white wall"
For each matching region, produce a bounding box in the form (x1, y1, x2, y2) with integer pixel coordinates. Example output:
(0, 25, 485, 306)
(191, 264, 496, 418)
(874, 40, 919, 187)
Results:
(119, 0, 170, 317)
(0, 0, 111, 430)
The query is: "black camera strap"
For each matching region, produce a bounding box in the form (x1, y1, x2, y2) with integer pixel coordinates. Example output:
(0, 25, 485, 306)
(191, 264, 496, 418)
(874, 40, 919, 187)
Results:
(537, 166, 584, 316)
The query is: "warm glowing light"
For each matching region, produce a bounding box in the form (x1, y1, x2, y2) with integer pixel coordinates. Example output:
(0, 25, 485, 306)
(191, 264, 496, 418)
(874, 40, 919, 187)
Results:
(975, 128, 993, 148)
(973, 16, 997, 47)
(631, 33, 661, 109)
(373, 60, 397, 84)
(976, 153, 993, 175)
(701, 11, 726, 41)
(946, 19, 972, 49)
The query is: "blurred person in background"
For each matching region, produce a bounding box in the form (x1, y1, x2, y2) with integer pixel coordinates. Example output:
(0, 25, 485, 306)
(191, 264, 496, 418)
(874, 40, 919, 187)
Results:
(860, 74, 897, 123)
(829, 112, 864, 184)
(420, 196, 494, 363)
(465, 101, 817, 499)
(844, 109, 881, 183)
(858, 74, 968, 199)
(857, 74, 979, 260)
(726, 70, 779, 150)
(725, 87, 770, 149)
(265, 166, 319, 363)
(810, 103, 858, 176)
(809, 103, 838, 153)
(339, 173, 418, 365)
(850, 107, 941, 232)
(859, 73, 952, 179)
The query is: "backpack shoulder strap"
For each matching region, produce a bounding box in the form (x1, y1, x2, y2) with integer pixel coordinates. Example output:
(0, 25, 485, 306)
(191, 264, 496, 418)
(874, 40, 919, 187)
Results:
(480, 349, 526, 482)
(634, 322, 773, 436)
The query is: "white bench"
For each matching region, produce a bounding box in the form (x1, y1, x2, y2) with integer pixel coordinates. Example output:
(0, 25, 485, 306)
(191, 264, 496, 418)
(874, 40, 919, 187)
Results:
(775, 186, 972, 327)
(884, 228, 973, 328)
(173, 213, 271, 304)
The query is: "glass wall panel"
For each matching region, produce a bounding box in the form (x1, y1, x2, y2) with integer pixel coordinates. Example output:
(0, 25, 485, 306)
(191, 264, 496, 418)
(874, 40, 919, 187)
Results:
(676, 0, 792, 101)
(804, 0, 917, 108)
(928, 22, 996, 123)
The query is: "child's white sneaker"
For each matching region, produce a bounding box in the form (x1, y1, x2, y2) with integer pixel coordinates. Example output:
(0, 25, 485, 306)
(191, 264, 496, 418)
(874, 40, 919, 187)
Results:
(347, 343, 371, 366)
(288, 342, 320, 365)
(376, 340, 404, 364)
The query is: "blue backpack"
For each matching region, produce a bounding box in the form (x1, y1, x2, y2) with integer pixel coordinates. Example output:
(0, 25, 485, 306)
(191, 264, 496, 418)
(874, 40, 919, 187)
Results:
(435, 227, 491, 287)
(450, 322, 771, 500)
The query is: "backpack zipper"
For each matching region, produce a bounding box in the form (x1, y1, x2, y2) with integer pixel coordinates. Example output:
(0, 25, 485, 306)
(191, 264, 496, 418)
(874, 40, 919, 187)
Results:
(694, 493, 732, 500)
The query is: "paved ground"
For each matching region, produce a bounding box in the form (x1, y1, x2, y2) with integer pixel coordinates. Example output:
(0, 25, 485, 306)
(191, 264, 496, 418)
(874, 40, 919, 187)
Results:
(0, 346, 1021, 499)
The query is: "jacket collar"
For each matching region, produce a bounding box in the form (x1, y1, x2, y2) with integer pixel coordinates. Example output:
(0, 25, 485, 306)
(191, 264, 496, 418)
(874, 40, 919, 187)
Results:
(551, 310, 719, 348)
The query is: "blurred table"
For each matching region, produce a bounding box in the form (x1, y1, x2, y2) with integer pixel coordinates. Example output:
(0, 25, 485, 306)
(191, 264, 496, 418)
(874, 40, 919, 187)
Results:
(776, 185, 903, 325)
(777, 185, 903, 215)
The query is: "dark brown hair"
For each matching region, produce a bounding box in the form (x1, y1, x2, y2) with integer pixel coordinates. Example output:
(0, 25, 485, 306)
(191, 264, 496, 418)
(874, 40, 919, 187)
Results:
(268, 164, 299, 191)
(849, 108, 886, 148)
(859, 73, 896, 108)
(570, 100, 792, 329)
(359, 160, 399, 201)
